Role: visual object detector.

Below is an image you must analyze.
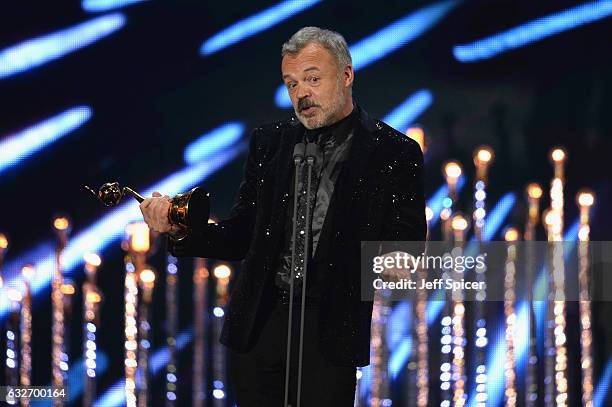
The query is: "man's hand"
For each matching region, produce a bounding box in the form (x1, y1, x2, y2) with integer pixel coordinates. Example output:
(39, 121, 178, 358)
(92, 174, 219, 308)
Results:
(379, 251, 416, 282)
(139, 191, 172, 233)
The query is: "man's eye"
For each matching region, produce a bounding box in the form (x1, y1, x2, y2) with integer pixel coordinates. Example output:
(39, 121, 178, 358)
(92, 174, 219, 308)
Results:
(309, 77, 319, 83)
(287, 82, 296, 89)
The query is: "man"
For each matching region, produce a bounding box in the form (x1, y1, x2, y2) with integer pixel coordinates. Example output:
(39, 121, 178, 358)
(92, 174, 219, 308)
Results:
(140, 27, 425, 406)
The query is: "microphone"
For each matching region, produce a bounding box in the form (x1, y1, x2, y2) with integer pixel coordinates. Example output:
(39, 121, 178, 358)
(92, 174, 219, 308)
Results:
(285, 141, 306, 407)
(293, 142, 305, 164)
(305, 142, 317, 165)
(284, 139, 318, 407)
(294, 140, 317, 407)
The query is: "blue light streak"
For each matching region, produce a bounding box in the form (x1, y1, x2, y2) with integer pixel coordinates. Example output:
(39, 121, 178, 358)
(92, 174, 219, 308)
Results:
(427, 177, 466, 228)
(480, 192, 516, 241)
(453, 0, 612, 63)
(468, 219, 582, 407)
(381, 193, 516, 392)
(0, 13, 125, 80)
(0, 106, 92, 175)
(424, 179, 469, 324)
(275, 0, 459, 107)
(531, 219, 581, 365)
(594, 358, 612, 407)
(359, 184, 454, 397)
(94, 329, 193, 407)
(82, 0, 149, 12)
(38, 353, 109, 406)
(361, 183, 504, 396)
(389, 337, 413, 379)
(92, 382, 124, 407)
(200, 0, 322, 56)
(425, 291, 446, 325)
(149, 329, 192, 374)
(382, 89, 433, 133)
(387, 301, 411, 350)
(359, 364, 372, 400)
(1, 130, 247, 320)
(350, 0, 459, 69)
(430, 191, 516, 320)
(184, 122, 245, 164)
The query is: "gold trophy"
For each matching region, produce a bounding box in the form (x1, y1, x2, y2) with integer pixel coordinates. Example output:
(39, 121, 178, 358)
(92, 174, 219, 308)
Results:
(84, 182, 210, 233)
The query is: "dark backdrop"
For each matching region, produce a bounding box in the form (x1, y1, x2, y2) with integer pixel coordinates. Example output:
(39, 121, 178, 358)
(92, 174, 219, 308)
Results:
(1, 1, 611, 405)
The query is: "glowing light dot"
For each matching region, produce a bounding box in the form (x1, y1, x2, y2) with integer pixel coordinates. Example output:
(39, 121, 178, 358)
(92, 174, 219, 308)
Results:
(54, 217, 70, 231)
(527, 183, 543, 199)
(504, 227, 519, 242)
(406, 127, 425, 152)
(213, 264, 232, 279)
(140, 269, 156, 284)
(444, 161, 462, 179)
(61, 283, 76, 295)
(21, 264, 35, 279)
(476, 147, 493, 163)
(577, 191, 594, 207)
(425, 206, 433, 222)
(551, 148, 565, 162)
(84, 252, 102, 267)
(451, 215, 468, 231)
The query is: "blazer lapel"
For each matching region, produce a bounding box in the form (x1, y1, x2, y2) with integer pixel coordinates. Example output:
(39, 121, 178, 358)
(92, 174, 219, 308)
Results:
(268, 119, 303, 223)
(333, 107, 379, 214)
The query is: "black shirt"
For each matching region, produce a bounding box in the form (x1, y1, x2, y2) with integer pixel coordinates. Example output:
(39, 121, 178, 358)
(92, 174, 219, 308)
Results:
(275, 107, 357, 300)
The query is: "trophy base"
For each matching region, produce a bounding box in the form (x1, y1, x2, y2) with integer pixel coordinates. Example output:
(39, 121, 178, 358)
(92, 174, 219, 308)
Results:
(169, 187, 210, 231)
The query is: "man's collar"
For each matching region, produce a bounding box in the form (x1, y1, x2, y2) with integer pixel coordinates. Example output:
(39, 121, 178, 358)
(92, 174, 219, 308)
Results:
(304, 105, 357, 145)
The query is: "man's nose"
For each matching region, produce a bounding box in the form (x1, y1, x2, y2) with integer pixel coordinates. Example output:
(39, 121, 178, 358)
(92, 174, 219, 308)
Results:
(296, 83, 311, 100)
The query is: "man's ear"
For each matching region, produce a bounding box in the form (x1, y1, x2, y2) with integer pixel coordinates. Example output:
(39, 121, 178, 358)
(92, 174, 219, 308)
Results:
(343, 65, 354, 88)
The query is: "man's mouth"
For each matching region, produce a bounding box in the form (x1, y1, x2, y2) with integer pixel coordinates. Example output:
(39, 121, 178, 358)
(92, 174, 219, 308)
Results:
(299, 105, 317, 115)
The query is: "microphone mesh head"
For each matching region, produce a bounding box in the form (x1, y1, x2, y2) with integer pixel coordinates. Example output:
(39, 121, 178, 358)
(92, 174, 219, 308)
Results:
(305, 142, 318, 159)
(293, 142, 306, 159)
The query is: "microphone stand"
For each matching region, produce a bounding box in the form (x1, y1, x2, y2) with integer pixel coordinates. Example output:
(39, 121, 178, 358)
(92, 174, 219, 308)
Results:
(284, 142, 317, 407)
(296, 142, 317, 407)
(284, 142, 305, 407)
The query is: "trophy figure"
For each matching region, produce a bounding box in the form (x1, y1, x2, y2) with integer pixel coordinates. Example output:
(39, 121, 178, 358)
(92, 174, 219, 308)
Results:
(85, 182, 210, 233)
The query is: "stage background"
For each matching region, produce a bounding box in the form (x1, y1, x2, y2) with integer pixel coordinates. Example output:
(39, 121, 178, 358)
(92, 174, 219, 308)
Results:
(1, 0, 611, 406)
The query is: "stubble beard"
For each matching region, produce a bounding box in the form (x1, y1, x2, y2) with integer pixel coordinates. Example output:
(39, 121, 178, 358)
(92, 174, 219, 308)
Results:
(296, 78, 347, 130)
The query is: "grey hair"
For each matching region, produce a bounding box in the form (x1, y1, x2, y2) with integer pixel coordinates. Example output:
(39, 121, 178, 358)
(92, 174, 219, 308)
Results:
(281, 27, 352, 69)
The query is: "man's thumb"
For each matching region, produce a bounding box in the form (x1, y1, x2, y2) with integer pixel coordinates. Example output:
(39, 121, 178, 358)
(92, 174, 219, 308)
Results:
(152, 191, 162, 197)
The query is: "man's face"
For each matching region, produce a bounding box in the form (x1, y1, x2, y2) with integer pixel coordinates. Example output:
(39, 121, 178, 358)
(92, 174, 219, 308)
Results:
(281, 43, 351, 129)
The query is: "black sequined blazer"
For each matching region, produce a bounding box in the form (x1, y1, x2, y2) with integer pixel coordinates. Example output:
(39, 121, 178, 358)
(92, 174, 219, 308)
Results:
(169, 104, 426, 367)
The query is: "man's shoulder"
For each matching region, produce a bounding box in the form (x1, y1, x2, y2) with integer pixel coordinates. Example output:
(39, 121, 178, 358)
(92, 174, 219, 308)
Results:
(371, 118, 422, 155)
(251, 117, 300, 138)
(245, 117, 300, 159)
